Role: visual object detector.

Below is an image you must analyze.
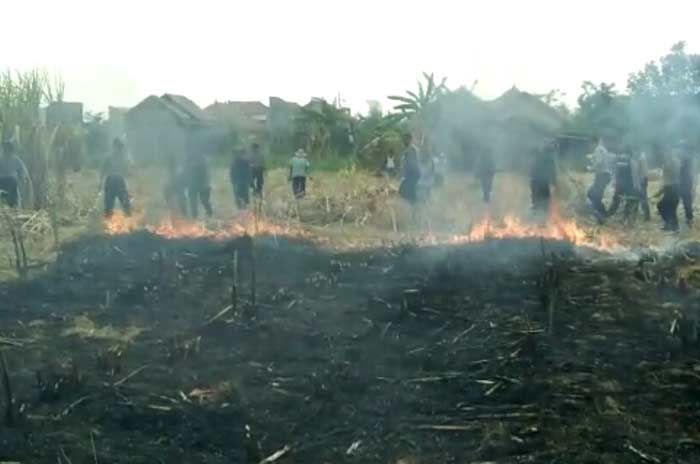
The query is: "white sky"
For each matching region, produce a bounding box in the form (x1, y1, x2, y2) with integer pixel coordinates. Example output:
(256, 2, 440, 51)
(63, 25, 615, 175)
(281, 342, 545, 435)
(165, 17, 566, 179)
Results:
(3, 0, 699, 115)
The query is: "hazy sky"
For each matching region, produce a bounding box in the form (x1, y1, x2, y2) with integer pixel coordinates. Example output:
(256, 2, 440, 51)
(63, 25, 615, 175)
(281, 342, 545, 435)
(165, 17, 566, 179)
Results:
(3, 0, 699, 114)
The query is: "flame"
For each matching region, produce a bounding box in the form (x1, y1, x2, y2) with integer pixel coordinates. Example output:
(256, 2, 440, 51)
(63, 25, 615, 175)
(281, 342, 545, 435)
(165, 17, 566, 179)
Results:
(103, 211, 143, 235)
(104, 211, 305, 241)
(439, 203, 620, 252)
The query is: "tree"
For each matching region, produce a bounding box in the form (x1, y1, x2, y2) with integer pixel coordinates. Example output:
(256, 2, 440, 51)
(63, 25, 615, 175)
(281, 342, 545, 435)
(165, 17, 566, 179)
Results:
(572, 81, 629, 142)
(388, 72, 448, 143)
(627, 42, 700, 149)
(295, 99, 355, 157)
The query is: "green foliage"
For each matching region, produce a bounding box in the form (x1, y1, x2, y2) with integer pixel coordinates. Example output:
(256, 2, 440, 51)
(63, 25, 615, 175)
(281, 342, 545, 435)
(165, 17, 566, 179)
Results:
(388, 72, 448, 137)
(295, 99, 355, 158)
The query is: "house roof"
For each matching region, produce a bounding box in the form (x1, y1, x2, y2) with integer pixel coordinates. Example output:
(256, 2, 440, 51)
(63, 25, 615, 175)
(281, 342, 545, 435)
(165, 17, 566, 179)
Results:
(127, 94, 214, 125)
(204, 101, 268, 121)
(487, 87, 565, 133)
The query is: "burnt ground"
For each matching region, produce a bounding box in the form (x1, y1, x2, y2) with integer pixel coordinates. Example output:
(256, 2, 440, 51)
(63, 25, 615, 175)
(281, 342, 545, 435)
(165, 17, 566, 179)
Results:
(1, 233, 700, 463)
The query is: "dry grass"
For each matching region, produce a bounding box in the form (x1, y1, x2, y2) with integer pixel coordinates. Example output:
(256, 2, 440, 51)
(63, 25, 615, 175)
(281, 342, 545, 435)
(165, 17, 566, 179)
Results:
(1, 164, 698, 279)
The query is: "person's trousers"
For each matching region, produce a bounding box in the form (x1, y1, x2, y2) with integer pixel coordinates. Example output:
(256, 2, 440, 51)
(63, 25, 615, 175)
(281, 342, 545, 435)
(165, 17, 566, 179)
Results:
(587, 172, 611, 217)
(0, 176, 19, 207)
(234, 182, 250, 209)
(480, 175, 494, 203)
(188, 185, 213, 218)
(657, 184, 680, 231)
(292, 176, 306, 199)
(530, 180, 551, 213)
(639, 178, 651, 221)
(104, 175, 131, 217)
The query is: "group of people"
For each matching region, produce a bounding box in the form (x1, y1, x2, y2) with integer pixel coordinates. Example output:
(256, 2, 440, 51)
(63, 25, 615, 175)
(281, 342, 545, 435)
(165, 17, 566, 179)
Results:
(586, 140, 696, 232)
(396, 134, 450, 205)
(97, 138, 314, 220)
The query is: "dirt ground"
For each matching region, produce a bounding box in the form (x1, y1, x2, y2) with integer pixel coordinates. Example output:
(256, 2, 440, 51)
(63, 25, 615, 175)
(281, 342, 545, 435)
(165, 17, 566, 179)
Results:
(2, 167, 700, 463)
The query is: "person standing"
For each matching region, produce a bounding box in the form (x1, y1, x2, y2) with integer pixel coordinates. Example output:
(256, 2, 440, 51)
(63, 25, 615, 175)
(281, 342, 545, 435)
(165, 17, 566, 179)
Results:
(679, 147, 696, 227)
(657, 150, 681, 232)
(185, 150, 213, 219)
(289, 149, 310, 199)
(529, 140, 558, 214)
(101, 138, 132, 217)
(632, 151, 651, 221)
(586, 140, 613, 221)
(398, 134, 420, 205)
(230, 149, 252, 209)
(0, 141, 30, 208)
(249, 143, 266, 198)
(607, 150, 635, 219)
(475, 151, 496, 203)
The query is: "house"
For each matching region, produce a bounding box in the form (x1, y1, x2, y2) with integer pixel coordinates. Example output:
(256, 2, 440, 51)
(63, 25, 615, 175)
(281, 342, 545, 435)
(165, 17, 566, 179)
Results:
(204, 101, 268, 140)
(107, 106, 129, 141)
(46, 102, 84, 126)
(484, 87, 567, 167)
(125, 94, 220, 163)
(267, 97, 301, 148)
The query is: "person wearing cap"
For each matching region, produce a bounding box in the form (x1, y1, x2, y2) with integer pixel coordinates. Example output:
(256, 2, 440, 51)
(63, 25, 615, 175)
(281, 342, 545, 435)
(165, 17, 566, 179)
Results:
(249, 143, 266, 198)
(289, 149, 310, 199)
(100, 138, 133, 217)
(230, 148, 252, 209)
(0, 141, 30, 208)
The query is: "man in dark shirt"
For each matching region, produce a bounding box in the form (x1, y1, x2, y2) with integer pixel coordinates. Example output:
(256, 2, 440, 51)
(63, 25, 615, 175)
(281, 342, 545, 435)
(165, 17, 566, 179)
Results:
(185, 150, 213, 219)
(0, 141, 30, 208)
(101, 139, 132, 217)
(530, 141, 558, 214)
(230, 149, 252, 209)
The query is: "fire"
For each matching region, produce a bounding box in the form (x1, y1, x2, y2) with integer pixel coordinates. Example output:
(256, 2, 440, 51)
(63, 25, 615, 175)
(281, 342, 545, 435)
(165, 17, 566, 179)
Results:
(103, 211, 143, 235)
(104, 211, 305, 241)
(438, 204, 620, 252)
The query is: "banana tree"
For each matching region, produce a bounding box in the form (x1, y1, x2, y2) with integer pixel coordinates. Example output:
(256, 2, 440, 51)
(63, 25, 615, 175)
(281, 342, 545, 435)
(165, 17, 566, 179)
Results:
(387, 72, 448, 146)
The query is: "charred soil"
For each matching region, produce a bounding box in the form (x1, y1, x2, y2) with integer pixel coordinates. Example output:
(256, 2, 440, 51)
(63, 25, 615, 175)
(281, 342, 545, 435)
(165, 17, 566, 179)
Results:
(1, 233, 700, 463)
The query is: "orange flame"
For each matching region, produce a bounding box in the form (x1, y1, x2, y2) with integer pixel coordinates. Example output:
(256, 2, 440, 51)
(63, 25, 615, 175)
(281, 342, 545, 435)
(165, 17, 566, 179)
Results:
(104, 211, 305, 241)
(438, 203, 620, 252)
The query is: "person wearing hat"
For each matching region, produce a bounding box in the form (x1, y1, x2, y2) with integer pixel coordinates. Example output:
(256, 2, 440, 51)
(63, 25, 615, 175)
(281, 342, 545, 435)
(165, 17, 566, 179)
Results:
(289, 149, 310, 199)
(100, 138, 133, 217)
(0, 141, 30, 208)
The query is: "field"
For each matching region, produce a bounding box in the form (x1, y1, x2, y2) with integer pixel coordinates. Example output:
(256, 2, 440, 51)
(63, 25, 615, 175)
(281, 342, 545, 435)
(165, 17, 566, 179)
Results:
(2, 166, 700, 463)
